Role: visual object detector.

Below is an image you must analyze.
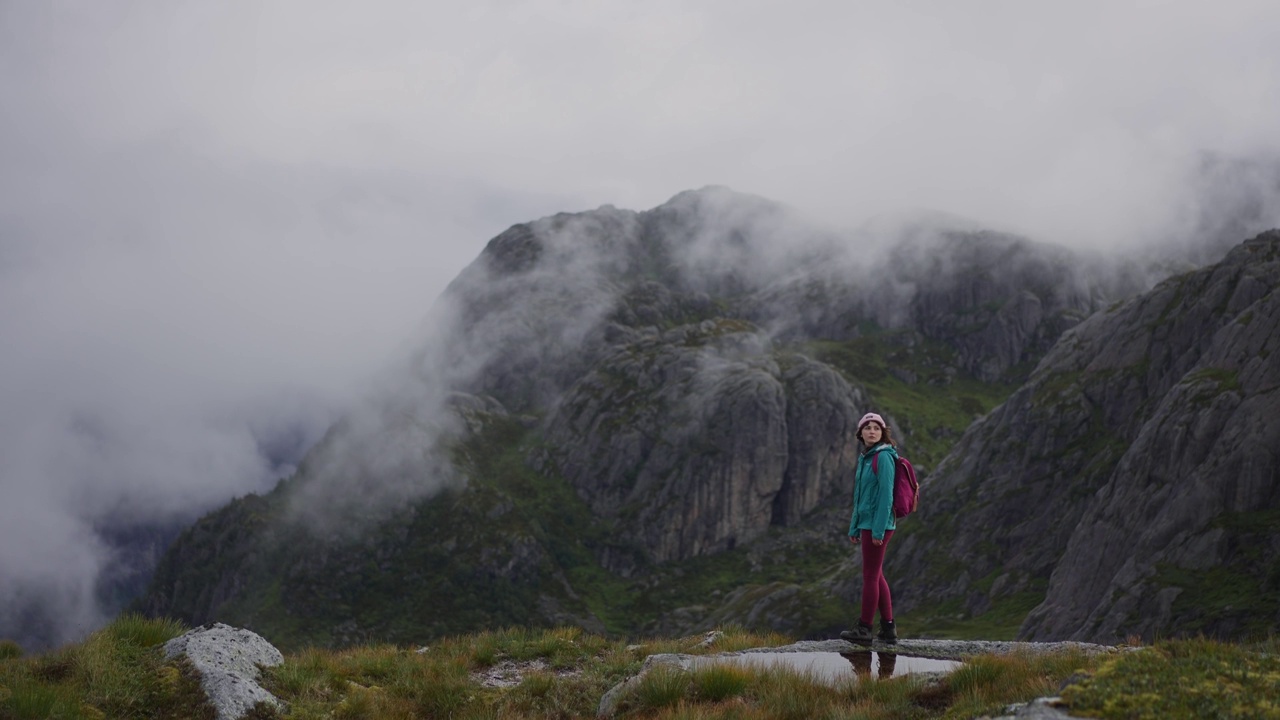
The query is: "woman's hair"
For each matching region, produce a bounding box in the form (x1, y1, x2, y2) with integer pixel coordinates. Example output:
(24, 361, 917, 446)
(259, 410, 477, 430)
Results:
(857, 421, 895, 447)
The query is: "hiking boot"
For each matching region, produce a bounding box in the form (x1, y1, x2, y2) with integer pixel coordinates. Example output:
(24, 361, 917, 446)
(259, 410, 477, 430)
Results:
(840, 623, 874, 646)
(878, 620, 897, 644)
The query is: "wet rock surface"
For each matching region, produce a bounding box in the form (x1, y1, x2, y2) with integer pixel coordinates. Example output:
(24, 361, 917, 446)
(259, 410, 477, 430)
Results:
(596, 638, 1120, 717)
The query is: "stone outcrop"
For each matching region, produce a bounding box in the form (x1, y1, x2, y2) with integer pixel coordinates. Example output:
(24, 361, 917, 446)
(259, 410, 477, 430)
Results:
(542, 324, 863, 566)
(163, 623, 285, 720)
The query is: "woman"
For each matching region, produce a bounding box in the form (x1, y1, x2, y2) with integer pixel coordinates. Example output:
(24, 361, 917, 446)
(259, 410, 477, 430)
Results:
(840, 412, 898, 645)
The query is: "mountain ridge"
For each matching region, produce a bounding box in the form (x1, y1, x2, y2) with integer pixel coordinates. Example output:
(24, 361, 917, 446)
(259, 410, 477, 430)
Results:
(133, 187, 1275, 648)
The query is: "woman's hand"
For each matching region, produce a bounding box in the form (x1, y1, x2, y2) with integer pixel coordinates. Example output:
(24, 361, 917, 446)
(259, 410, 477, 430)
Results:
(871, 538, 883, 546)
(849, 535, 860, 545)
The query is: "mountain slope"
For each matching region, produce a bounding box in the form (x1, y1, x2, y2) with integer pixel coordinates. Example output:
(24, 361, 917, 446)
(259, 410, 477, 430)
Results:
(892, 230, 1280, 642)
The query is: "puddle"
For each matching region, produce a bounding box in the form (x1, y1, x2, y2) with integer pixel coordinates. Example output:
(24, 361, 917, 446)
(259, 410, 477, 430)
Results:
(692, 651, 961, 685)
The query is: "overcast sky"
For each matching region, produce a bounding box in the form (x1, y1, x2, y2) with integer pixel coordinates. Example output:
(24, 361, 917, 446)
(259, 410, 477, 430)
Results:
(3, 0, 1280, 646)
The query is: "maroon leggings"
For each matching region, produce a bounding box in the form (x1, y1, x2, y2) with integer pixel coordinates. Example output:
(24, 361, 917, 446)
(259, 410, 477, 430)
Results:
(859, 529, 894, 625)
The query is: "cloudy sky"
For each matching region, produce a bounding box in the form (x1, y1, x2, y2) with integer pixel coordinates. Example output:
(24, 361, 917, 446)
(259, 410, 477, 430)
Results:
(3, 0, 1279, 646)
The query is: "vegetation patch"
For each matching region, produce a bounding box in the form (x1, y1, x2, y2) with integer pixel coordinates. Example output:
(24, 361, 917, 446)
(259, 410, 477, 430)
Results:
(907, 583, 1047, 642)
(21, 620, 1280, 719)
(1182, 366, 1241, 405)
(807, 333, 1018, 472)
(1030, 369, 1082, 408)
(1153, 274, 1191, 328)
(678, 318, 759, 345)
(1152, 509, 1280, 638)
(1062, 638, 1280, 719)
(0, 614, 213, 720)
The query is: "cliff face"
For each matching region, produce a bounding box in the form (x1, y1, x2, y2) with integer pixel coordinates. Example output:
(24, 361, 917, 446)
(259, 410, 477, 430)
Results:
(892, 231, 1280, 642)
(542, 331, 862, 568)
(1025, 231, 1280, 641)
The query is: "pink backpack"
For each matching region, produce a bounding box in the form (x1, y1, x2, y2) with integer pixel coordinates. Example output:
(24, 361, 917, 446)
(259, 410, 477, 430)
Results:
(873, 453, 920, 519)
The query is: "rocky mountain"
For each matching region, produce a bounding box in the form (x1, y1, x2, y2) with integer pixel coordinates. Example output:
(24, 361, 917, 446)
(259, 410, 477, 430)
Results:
(435, 188, 1133, 571)
(138, 187, 1225, 648)
(892, 230, 1280, 642)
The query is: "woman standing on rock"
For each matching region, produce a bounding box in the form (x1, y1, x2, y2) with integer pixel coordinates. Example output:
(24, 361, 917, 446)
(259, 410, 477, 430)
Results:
(841, 412, 898, 646)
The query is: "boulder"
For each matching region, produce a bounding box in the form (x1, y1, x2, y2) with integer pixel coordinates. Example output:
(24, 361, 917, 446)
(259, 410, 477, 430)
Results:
(163, 623, 285, 720)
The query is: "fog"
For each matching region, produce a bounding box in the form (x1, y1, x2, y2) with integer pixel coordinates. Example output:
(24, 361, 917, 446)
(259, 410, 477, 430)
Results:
(3, 0, 1279, 648)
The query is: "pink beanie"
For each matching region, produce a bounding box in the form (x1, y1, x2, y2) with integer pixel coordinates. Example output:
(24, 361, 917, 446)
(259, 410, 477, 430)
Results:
(857, 412, 885, 433)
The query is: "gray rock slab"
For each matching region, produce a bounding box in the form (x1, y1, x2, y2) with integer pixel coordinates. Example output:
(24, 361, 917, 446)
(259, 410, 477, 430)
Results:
(884, 638, 1119, 658)
(163, 623, 285, 720)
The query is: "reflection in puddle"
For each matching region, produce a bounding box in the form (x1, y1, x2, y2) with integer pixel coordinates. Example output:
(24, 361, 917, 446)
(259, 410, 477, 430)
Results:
(692, 651, 961, 685)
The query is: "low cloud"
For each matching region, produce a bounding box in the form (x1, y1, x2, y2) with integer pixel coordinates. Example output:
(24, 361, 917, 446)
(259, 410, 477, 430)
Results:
(3, 0, 1280, 648)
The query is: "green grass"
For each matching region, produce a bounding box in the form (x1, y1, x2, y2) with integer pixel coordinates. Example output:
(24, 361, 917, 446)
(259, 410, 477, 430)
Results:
(912, 587, 1049, 641)
(104, 614, 187, 650)
(633, 666, 693, 712)
(0, 614, 211, 720)
(13, 620, 1280, 719)
(689, 664, 751, 702)
(1061, 638, 1280, 719)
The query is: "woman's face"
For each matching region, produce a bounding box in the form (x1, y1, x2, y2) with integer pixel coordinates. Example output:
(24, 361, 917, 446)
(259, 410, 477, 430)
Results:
(860, 422, 883, 445)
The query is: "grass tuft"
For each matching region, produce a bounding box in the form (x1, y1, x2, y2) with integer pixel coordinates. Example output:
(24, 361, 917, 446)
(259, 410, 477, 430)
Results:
(0, 640, 24, 661)
(2, 679, 80, 719)
(689, 664, 751, 702)
(104, 613, 188, 649)
(633, 666, 693, 711)
(752, 668, 831, 720)
(941, 651, 1081, 718)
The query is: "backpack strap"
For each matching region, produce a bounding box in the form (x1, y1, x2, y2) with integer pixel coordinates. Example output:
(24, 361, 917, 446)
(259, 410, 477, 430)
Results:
(870, 445, 891, 473)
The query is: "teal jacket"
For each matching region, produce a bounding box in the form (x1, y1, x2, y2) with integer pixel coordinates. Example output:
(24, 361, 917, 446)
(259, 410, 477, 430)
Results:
(848, 443, 898, 541)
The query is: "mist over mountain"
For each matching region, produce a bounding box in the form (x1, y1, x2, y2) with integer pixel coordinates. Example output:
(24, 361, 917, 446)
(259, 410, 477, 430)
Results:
(1182, 154, 1280, 265)
(127, 187, 1276, 650)
(278, 187, 1146, 552)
